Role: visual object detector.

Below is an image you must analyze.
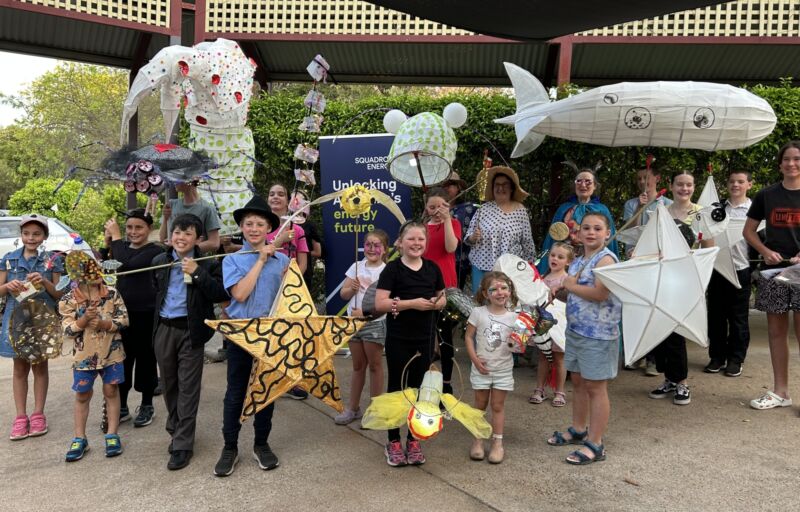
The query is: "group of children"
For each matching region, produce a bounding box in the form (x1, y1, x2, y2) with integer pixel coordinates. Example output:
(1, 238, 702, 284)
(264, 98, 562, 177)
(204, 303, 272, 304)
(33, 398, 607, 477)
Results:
(3, 140, 800, 472)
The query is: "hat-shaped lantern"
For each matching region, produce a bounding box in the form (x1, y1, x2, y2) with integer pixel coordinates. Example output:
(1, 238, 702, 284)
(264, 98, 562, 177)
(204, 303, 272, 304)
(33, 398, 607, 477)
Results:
(384, 103, 467, 188)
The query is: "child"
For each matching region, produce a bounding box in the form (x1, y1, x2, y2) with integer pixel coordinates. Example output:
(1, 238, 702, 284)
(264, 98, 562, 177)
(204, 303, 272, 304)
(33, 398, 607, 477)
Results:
(160, 181, 221, 254)
(214, 195, 289, 477)
(529, 242, 572, 407)
(375, 221, 445, 467)
(152, 214, 228, 470)
(705, 170, 753, 377)
(423, 187, 461, 395)
(334, 230, 389, 425)
(465, 271, 518, 464)
(547, 212, 621, 465)
(59, 253, 129, 461)
(0, 214, 64, 440)
(745, 141, 800, 410)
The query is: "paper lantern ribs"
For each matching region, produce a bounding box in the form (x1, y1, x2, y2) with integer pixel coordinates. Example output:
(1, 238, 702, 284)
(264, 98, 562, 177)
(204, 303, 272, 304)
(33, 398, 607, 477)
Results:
(496, 62, 777, 157)
(121, 38, 257, 234)
(594, 204, 718, 366)
(206, 260, 367, 419)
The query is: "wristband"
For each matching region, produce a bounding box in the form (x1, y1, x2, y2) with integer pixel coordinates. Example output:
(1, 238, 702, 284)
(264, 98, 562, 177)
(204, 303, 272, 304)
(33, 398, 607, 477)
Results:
(391, 297, 399, 318)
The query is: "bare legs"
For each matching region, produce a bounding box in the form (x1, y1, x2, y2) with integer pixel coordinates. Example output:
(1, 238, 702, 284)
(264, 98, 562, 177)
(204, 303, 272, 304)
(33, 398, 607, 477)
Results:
(765, 311, 800, 399)
(12, 359, 48, 416)
(346, 340, 384, 412)
(567, 373, 609, 460)
(74, 384, 120, 438)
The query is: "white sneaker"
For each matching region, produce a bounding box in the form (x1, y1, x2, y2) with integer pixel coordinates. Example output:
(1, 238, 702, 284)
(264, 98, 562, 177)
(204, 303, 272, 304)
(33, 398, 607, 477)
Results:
(334, 408, 362, 425)
(750, 391, 793, 410)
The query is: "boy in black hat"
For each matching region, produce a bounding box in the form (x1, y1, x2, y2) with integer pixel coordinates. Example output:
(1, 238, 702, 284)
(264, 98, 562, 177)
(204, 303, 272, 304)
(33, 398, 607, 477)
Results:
(214, 195, 290, 477)
(151, 214, 228, 470)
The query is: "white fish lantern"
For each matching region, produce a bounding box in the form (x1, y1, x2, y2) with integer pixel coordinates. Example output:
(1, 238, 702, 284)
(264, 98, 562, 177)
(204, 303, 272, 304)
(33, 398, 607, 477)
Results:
(385, 103, 467, 188)
(693, 175, 729, 241)
(496, 62, 777, 158)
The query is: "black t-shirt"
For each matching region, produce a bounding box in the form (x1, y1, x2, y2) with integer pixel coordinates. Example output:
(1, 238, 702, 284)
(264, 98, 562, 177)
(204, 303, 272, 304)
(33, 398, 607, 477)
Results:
(108, 240, 163, 311)
(300, 220, 322, 286)
(747, 182, 800, 265)
(377, 258, 444, 344)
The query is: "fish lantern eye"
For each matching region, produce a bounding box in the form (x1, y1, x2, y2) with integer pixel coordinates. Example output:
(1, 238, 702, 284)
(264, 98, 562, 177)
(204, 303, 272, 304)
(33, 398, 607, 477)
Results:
(415, 412, 421, 419)
(710, 203, 727, 222)
(427, 418, 434, 426)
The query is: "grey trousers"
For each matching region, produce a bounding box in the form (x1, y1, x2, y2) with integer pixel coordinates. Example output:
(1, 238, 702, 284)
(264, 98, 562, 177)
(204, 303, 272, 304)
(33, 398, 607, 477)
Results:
(153, 321, 204, 451)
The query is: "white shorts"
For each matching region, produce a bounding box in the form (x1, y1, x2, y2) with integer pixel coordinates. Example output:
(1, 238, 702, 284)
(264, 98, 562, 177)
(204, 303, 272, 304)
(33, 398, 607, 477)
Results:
(470, 365, 514, 391)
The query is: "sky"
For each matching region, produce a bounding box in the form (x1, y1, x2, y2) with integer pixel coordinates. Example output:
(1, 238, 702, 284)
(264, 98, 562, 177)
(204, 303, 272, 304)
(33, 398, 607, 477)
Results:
(0, 51, 60, 127)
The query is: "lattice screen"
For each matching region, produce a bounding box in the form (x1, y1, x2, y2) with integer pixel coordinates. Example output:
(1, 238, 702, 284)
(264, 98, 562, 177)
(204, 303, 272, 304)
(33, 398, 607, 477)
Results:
(580, 0, 799, 37)
(204, 0, 473, 36)
(16, 0, 170, 27)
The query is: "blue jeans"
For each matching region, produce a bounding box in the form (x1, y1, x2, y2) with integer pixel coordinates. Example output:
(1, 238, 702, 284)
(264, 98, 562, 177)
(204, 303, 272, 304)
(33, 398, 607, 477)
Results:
(222, 343, 274, 448)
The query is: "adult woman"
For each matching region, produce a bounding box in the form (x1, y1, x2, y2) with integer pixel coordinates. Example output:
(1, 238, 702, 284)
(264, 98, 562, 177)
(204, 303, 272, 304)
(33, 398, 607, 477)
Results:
(537, 169, 618, 274)
(104, 209, 163, 427)
(465, 166, 536, 294)
(745, 141, 800, 410)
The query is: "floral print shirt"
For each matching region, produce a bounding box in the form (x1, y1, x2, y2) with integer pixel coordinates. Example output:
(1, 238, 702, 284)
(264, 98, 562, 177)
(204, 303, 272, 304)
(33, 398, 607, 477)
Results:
(59, 285, 128, 370)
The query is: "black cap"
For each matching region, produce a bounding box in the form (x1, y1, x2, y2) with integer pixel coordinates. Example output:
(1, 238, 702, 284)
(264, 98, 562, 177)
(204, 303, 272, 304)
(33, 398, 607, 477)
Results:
(233, 195, 280, 230)
(126, 208, 154, 226)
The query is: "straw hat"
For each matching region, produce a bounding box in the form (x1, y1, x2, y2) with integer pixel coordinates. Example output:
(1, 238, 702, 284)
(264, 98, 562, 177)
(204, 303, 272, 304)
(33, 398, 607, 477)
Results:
(483, 166, 529, 202)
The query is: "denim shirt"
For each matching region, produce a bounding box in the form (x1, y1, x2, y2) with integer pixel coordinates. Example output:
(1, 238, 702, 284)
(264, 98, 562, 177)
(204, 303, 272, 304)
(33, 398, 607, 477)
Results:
(0, 247, 63, 309)
(223, 242, 289, 319)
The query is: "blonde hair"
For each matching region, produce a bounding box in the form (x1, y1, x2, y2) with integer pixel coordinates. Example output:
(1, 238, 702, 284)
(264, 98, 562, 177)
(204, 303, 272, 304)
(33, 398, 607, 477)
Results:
(547, 242, 575, 272)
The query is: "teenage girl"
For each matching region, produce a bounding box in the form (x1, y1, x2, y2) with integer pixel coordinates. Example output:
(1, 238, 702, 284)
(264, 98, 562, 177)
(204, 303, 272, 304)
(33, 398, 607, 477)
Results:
(375, 222, 445, 467)
(547, 212, 621, 465)
(465, 271, 518, 464)
(335, 230, 390, 425)
(529, 241, 573, 407)
(0, 215, 63, 440)
(423, 187, 461, 395)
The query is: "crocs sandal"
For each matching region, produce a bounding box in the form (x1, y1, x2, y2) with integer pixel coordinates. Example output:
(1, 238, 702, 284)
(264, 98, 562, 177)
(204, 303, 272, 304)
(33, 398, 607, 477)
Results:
(552, 391, 567, 407)
(547, 426, 587, 446)
(566, 440, 606, 465)
(750, 391, 793, 410)
(529, 387, 547, 404)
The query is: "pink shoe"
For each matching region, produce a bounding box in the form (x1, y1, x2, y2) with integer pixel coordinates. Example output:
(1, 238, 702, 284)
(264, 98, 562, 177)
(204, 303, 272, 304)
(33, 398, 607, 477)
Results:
(28, 413, 48, 437)
(406, 439, 426, 465)
(9, 415, 28, 441)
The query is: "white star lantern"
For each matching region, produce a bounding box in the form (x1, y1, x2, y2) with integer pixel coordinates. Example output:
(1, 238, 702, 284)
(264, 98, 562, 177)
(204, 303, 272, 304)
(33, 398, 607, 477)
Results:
(696, 174, 744, 288)
(594, 204, 719, 365)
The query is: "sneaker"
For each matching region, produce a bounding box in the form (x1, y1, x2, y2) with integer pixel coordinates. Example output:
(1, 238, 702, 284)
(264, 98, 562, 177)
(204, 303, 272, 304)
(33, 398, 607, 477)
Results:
(168, 450, 193, 470)
(119, 406, 132, 423)
(750, 391, 793, 410)
(644, 360, 659, 377)
(724, 361, 743, 377)
(648, 380, 676, 399)
(334, 408, 362, 425)
(65, 437, 89, 462)
(384, 440, 407, 467)
(28, 412, 48, 437)
(253, 443, 280, 470)
(406, 439, 426, 465)
(133, 405, 155, 428)
(704, 360, 726, 374)
(9, 415, 29, 441)
(674, 383, 691, 405)
(285, 387, 309, 400)
(105, 433, 123, 457)
(214, 447, 239, 477)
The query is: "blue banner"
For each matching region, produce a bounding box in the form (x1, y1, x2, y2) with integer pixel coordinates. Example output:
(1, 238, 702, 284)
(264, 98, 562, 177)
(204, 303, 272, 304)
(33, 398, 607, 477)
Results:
(319, 134, 411, 315)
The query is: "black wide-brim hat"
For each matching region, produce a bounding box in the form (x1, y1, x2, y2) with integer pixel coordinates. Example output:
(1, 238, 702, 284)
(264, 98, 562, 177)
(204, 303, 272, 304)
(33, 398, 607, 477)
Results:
(233, 195, 280, 230)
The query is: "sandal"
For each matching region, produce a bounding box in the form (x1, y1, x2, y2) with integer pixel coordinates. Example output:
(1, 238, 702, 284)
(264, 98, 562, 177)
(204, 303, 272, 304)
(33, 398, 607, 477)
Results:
(552, 391, 567, 407)
(529, 387, 547, 404)
(566, 440, 606, 465)
(547, 426, 587, 446)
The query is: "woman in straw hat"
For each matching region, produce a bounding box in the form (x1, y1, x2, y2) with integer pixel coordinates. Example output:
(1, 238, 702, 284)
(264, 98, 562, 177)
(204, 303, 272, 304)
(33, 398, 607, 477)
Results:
(465, 166, 536, 294)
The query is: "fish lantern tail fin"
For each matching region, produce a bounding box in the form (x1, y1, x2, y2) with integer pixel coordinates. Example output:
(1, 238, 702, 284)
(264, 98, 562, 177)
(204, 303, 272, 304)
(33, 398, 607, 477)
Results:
(502, 62, 549, 113)
(361, 389, 417, 430)
(441, 394, 493, 439)
(494, 63, 550, 158)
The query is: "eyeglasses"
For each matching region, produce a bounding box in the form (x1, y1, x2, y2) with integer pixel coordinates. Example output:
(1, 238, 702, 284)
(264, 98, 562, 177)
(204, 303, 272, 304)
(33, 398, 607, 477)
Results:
(575, 179, 594, 185)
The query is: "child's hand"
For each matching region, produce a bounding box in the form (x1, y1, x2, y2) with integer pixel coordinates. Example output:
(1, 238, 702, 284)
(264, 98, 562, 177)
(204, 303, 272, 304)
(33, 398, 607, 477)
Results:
(83, 306, 98, 320)
(763, 249, 784, 266)
(181, 258, 198, 275)
(88, 317, 100, 329)
(351, 308, 364, 317)
(258, 244, 276, 262)
(5, 279, 25, 294)
(27, 272, 43, 286)
(472, 357, 490, 375)
(104, 218, 122, 240)
(350, 277, 362, 292)
(562, 275, 577, 292)
(413, 297, 437, 311)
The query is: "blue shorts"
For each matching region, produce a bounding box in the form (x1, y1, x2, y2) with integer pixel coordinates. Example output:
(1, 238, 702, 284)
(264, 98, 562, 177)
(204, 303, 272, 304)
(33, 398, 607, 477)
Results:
(72, 362, 125, 393)
(351, 319, 386, 345)
(563, 329, 619, 381)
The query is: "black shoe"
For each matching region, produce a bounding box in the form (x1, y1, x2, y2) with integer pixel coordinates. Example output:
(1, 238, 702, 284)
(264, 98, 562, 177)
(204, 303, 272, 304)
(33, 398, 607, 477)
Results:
(168, 440, 173, 454)
(168, 450, 193, 470)
(253, 443, 279, 470)
(648, 380, 676, 399)
(673, 383, 691, 405)
(703, 360, 726, 373)
(284, 387, 308, 400)
(214, 447, 239, 477)
(724, 361, 743, 377)
(133, 405, 155, 428)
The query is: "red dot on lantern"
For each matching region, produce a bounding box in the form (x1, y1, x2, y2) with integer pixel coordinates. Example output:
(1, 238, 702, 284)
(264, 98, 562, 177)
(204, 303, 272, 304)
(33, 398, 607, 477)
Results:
(196, 115, 207, 125)
(211, 74, 221, 85)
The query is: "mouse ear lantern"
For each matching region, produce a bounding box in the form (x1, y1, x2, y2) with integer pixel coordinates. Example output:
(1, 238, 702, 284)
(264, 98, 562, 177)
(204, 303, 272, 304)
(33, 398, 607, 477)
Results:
(385, 103, 467, 189)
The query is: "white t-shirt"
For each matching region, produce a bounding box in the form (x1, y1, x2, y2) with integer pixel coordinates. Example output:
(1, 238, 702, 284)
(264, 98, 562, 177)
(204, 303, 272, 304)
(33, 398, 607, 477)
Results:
(467, 306, 517, 372)
(345, 260, 386, 316)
